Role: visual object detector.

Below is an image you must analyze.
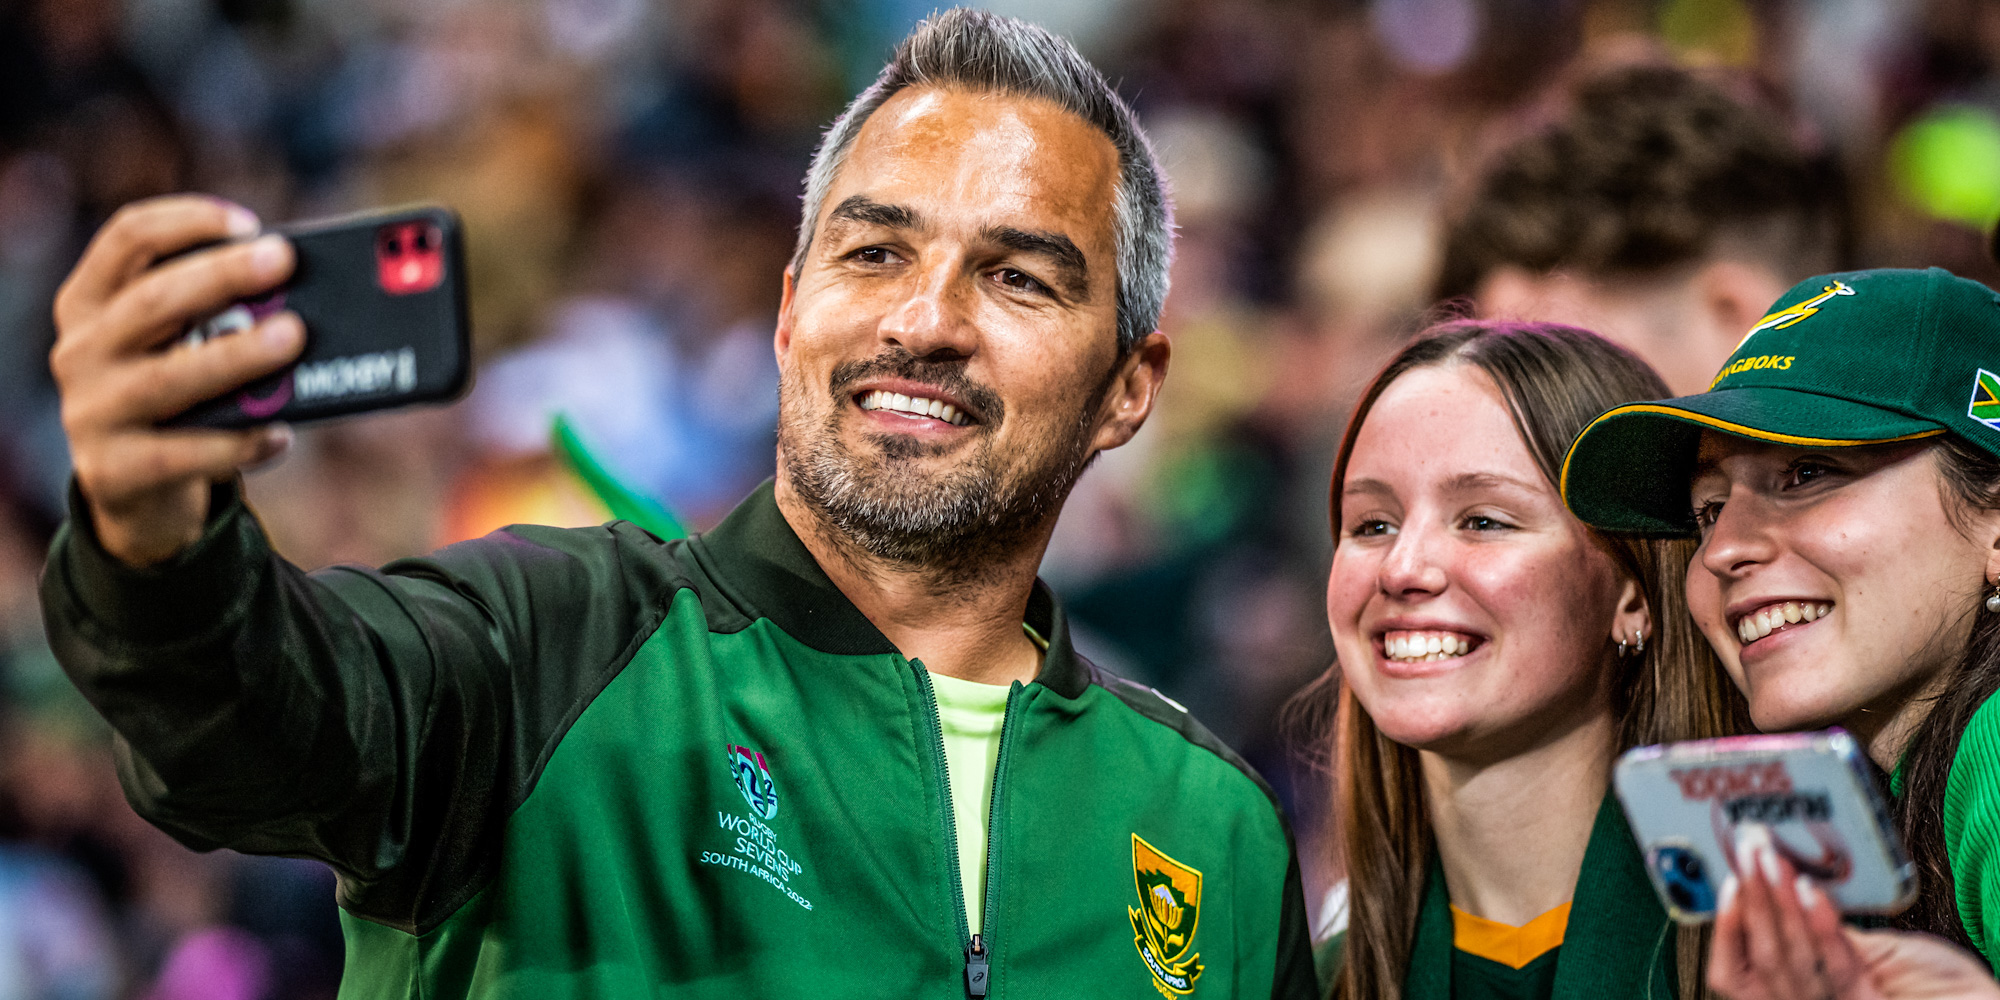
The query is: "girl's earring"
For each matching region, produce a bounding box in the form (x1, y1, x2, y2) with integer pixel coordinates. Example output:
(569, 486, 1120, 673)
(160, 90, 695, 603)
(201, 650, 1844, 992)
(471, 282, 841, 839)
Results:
(1633, 629, 1647, 655)
(1986, 582, 2000, 613)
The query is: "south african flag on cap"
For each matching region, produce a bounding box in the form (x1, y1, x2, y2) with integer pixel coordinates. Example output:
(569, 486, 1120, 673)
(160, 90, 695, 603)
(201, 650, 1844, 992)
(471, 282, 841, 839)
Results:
(1560, 267, 2000, 534)
(1973, 369, 2000, 430)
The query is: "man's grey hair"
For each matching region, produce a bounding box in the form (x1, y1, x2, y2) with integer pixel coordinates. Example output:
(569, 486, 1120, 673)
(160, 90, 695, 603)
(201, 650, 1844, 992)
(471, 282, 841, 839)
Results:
(790, 8, 1173, 355)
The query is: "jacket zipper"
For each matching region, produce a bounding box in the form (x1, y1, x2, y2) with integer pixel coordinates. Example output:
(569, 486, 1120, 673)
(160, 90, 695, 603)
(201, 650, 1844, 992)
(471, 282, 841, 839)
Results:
(911, 661, 1019, 1000)
(977, 685, 1021, 998)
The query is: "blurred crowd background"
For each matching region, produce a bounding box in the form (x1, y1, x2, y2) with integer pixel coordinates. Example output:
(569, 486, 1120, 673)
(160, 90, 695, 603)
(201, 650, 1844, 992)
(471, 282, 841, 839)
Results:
(2, 0, 2000, 995)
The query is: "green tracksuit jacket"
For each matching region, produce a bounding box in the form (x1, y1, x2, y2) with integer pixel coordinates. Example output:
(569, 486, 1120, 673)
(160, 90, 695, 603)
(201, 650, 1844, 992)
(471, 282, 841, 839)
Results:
(40, 480, 1317, 999)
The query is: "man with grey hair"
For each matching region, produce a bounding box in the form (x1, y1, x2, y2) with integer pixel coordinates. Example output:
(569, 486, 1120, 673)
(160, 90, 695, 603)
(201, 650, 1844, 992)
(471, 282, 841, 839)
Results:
(38, 8, 1317, 998)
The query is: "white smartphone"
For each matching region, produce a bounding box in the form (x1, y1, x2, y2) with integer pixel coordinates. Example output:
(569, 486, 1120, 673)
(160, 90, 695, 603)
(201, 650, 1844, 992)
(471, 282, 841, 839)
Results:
(1613, 729, 1915, 924)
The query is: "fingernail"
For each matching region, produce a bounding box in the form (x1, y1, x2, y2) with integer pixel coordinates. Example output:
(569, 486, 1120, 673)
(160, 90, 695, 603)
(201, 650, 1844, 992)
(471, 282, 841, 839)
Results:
(224, 204, 260, 238)
(1758, 841, 1783, 885)
(1794, 874, 1818, 910)
(257, 423, 293, 457)
(1734, 823, 1785, 885)
(250, 234, 289, 276)
(1734, 824, 1766, 877)
(1719, 874, 1738, 912)
(259, 313, 302, 348)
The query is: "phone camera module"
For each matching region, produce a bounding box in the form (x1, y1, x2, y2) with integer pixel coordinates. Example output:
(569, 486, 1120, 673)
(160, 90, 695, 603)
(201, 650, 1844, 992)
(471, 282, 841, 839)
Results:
(1650, 845, 1716, 915)
(375, 221, 445, 295)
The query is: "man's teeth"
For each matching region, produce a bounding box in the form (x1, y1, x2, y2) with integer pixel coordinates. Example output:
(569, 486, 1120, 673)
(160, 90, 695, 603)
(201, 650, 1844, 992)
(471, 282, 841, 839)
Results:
(1737, 602, 1832, 645)
(858, 389, 968, 426)
(1383, 630, 1477, 663)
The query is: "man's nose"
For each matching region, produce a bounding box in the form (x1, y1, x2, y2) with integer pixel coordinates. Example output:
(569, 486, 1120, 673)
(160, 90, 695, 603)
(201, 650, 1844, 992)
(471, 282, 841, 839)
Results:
(1699, 491, 1778, 579)
(878, 264, 979, 358)
(1379, 522, 1449, 598)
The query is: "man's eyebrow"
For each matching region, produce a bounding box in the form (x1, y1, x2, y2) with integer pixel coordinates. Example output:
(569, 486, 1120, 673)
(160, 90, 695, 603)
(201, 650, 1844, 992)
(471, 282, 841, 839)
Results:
(982, 225, 1089, 299)
(827, 195, 924, 232)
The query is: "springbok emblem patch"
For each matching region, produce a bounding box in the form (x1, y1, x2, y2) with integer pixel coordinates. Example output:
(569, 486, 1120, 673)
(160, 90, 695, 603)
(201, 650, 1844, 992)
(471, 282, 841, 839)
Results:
(1129, 834, 1204, 997)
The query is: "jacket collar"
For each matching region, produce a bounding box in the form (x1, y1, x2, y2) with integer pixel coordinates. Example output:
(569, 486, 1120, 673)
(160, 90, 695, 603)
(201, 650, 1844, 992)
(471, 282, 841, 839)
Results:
(1406, 790, 1673, 1000)
(688, 480, 1092, 698)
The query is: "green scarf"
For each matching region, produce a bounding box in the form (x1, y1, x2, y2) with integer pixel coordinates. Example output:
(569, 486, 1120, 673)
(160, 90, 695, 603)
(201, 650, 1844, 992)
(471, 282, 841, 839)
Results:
(1402, 792, 1677, 1000)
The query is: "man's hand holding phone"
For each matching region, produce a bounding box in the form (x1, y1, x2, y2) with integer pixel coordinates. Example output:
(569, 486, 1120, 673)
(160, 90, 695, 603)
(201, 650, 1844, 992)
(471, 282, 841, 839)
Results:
(52, 195, 303, 568)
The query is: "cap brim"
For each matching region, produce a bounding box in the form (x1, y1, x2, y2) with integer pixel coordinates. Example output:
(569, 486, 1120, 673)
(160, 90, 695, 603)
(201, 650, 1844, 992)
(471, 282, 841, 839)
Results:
(1560, 387, 1947, 535)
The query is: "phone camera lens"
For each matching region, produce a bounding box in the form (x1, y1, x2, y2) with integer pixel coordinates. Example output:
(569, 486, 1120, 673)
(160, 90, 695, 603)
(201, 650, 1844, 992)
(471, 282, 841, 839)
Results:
(1667, 883, 1695, 911)
(1652, 845, 1717, 913)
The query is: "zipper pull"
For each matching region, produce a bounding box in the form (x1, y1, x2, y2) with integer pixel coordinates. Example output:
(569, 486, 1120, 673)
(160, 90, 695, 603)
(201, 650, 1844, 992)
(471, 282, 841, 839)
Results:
(965, 934, 990, 997)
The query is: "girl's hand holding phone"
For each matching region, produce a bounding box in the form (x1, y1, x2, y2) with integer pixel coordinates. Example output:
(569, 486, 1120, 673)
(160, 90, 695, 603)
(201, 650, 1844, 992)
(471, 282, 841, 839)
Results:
(1710, 824, 2000, 1000)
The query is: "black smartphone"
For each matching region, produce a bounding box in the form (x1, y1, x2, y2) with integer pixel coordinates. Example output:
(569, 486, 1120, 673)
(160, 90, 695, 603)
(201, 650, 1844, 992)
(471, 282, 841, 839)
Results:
(167, 204, 471, 428)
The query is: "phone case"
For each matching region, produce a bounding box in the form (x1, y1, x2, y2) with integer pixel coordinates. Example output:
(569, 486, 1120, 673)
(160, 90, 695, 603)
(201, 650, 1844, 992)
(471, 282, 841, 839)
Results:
(1614, 729, 1914, 923)
(168, 204, 471, 428)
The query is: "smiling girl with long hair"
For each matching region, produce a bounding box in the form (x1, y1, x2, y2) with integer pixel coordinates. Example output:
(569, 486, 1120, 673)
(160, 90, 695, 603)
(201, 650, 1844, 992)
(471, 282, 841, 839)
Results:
(1562, 268, 2000, 999)
(1305, 320, 1745, 1000)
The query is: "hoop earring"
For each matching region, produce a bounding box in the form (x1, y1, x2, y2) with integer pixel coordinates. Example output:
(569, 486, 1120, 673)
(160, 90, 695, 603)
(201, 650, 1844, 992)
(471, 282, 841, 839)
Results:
(1616, 629, 1647, 658)
(1633, 629, 1647, 655)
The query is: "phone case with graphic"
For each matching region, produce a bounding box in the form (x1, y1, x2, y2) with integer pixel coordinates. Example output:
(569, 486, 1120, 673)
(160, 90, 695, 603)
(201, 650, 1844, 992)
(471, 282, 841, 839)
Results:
(167, 204, 471, 428)
(1614, 729, 1914, 923)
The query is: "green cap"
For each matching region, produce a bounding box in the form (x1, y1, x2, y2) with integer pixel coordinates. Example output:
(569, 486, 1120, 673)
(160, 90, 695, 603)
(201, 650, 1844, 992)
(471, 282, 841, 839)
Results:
(1561, 267, 2000, 534)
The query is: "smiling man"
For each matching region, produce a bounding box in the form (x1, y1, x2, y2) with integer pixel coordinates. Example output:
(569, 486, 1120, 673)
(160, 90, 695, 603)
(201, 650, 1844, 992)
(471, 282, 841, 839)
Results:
(37, 9, 1315, 999)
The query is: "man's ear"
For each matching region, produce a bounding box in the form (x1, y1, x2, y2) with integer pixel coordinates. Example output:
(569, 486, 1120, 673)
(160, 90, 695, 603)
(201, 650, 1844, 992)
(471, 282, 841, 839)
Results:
(1089, 331, 1171, 455)
(774, 266, 798, 360)
(1696, 260, 1790, 356)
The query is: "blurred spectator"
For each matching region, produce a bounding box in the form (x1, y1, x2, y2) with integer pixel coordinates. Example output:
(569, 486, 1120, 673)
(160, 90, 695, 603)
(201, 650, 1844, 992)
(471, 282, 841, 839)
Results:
(0, 473, 117, 1000)
(1437, 63, 1850, 394)
(450, 172, 789, 537)
(0, 843, 117, 1000)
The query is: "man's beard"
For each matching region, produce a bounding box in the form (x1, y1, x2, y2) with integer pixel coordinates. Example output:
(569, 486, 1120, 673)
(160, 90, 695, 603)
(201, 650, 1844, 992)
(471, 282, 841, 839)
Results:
(780, 349, 1106, 580)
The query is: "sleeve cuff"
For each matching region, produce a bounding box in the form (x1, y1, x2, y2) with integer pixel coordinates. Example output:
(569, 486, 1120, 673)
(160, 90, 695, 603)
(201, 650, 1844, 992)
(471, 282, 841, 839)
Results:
(45, 479, 271, 647)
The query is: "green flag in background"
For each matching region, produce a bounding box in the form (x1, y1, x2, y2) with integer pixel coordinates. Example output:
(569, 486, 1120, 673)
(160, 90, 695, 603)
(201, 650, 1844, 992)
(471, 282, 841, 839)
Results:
(550, 413, 687, 541)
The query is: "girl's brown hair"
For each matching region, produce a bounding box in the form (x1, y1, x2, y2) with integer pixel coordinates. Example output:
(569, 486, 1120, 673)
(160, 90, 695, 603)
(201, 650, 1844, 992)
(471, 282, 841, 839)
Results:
(1301, 320, 1749, 1000)
(1887, 436, 2000, 948)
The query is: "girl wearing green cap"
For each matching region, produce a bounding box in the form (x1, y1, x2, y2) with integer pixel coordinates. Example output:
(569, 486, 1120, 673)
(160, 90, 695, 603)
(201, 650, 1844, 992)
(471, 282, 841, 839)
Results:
(1303, 320, 1745, 1000)
(1560, 268, 2000, 997)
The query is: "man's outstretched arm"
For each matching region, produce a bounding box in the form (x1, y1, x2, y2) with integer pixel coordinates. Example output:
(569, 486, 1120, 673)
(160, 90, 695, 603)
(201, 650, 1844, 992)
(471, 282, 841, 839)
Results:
(38, 195, 673, 931)
(40, 478, 671, 930)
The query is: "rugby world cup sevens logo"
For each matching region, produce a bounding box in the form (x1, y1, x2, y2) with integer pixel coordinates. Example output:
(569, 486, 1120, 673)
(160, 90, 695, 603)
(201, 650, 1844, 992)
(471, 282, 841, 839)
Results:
(727, 744, 778, 821)
(1129, 834, 1204, 997)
